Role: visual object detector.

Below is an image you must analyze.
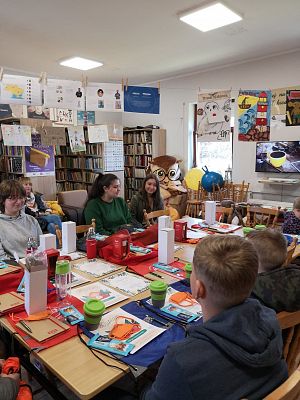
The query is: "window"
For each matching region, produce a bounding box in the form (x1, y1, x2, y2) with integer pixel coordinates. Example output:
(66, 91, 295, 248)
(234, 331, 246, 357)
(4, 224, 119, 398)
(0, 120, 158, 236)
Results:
(196, 135, 233, 177)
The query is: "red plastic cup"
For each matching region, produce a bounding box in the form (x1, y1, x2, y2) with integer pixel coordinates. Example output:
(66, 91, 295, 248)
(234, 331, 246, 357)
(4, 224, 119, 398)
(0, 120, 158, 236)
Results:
(86, 238, 97, 259)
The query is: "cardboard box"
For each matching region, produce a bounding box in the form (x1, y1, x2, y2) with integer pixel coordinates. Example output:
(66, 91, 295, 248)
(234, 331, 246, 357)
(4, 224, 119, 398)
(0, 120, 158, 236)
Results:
(158, 228, 174, 264)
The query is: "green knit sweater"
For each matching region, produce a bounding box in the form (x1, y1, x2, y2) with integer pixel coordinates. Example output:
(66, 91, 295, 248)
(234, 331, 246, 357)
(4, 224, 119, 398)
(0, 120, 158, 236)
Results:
(84, 197, 132, 235)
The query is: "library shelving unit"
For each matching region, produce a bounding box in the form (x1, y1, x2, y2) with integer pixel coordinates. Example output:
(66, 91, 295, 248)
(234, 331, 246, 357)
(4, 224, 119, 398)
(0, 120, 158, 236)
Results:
(54, 128, 104, 192)
(0, 118, 25, 181)
(55, 128, 124, 194)
(123, 127, 166, 200)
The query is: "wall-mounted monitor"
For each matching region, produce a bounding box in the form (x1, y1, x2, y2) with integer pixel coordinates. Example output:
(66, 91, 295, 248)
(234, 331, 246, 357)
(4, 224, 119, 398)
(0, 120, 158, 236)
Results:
(255, 141, 300, 173)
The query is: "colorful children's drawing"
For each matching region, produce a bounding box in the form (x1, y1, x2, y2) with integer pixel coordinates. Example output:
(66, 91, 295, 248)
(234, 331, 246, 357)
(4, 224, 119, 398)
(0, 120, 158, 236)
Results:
(238, 90, 271, 141)
(286, 90, 300, 126)
(1, 124, 32, 146)
(67, 127, 86, 152)
(0, 75, 42, 105)
(197, 90, 231, 142)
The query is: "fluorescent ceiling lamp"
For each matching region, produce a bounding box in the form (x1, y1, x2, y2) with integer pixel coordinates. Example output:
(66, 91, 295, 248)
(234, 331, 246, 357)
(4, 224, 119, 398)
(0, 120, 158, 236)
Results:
(59, 57, 103, 71)
(179, 2, 242, 32)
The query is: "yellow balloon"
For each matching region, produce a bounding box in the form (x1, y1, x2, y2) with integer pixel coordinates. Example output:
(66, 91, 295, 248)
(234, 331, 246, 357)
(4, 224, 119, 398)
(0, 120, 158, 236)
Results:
(185, 168, 204, 190)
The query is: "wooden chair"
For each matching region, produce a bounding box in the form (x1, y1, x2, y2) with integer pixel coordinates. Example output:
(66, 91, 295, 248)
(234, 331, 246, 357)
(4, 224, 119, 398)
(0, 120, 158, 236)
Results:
(185, 181, 208, 218)
(245, 205, 281, 229)
(55, 218, 96, 248)
(284, 237, 298, 267)
(263, 365, 300, 400)
(233, 181, 250, 203)
(201, 204, 234, 224)
(277, 310, 300, 375)
(143, 208, 170, 227)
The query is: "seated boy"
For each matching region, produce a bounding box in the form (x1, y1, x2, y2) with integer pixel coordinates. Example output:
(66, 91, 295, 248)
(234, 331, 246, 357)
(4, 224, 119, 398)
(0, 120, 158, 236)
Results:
(142, 235, 287, 400)
(282, 197, 300, 234)
(247, 229, 300, 312)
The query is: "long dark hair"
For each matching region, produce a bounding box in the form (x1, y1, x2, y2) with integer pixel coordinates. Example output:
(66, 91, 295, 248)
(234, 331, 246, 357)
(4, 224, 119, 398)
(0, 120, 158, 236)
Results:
(87, 173, 119, 202)
(140, 174, 161, 210)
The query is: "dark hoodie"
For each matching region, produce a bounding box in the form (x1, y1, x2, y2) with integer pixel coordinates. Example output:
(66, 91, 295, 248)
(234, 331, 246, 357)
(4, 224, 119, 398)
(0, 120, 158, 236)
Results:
(142, 298, 287, 400)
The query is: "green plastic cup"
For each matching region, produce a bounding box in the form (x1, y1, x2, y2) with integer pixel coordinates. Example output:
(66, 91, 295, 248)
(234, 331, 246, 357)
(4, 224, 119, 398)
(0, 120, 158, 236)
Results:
(243, 227, 255, 236)
(184, 263, 192, 280)
(83, 299, 105, 331)
(255, 224, 266, 230)
(149, 281, 168, 308)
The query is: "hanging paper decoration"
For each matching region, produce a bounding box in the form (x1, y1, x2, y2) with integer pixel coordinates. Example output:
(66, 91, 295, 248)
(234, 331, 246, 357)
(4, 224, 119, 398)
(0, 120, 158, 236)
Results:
(238, 90, 271, 141)
(86, 83, 123, 112)
(286, 89, 300, 126)
(1, 124, 32, 146)
(197, 90, 231, 142)
(44, 79, 84, 110)
(0, 75, 42, 106)
(67, 127, 86, 153)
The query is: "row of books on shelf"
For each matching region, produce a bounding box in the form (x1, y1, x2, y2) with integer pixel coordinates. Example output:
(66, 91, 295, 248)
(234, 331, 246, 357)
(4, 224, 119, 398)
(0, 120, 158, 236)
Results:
(123, 131, 152, 144)
(57, 157, 103, 169)
(4, 156, 23, 173)
(134, 155, 152, 167)
(125, 178, 144, 190)
(65, 171, 99, 183)
(124, 143, 152, 155)
(56, 181, 92, 192)
(125, 187, 138, 200)
(134, 168, 147, 178)
(0, 144, 23, 156)
(55, 143, 103, 156)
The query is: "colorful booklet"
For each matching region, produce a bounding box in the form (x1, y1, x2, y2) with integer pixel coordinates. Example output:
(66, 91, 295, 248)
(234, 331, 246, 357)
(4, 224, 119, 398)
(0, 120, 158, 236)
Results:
(71, 281, 128, 308)
(59, 305, 84, 325)
(88, 308, 165, 355)
(101, 271, 150, 296)
(73, 260, 121, 278)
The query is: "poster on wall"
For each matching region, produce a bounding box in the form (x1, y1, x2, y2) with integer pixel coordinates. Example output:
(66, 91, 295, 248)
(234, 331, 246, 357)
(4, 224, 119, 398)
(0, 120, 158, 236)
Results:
(44, 79, 84, 110)
(103, 141, 124, 171)
(286, 90, 300, 126)
(0, 75, 42, 105)
(37, 126, 66, 146)
(86, 83, 123, 112)
(77, 111, 95, 126)
(26, 105, 50, 120)
(1, 124, 32, 146)
(197, 90, 231, 142)
(88, 125, 109, 143)
(67, 126, 86, 152)
(237, 90, 271, 141)
(271, 85, 300, 115)
(24, 132, 55, 177)
(53, 108, 75, 125)
(124, 86, 160, 114)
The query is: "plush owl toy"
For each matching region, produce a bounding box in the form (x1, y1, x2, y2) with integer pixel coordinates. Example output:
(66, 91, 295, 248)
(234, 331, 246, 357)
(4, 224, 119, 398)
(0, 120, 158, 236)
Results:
(147, 155, 187, 200)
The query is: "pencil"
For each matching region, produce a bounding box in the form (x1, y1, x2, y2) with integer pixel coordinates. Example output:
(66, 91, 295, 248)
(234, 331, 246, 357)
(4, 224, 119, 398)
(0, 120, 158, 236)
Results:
(149, 272, 164, 279)
(19, 320, 32, 333)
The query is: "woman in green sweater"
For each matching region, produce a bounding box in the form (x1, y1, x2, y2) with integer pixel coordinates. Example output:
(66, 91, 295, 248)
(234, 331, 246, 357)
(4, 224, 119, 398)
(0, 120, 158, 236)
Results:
(84, 173, 132, 235)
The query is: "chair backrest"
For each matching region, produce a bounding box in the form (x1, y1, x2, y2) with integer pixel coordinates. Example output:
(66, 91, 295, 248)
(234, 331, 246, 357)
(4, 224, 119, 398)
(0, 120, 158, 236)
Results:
(246, 205, 281, 228)
(233, 181, 250, 203)
(263, 365, 300, 400)
(57, 190, 88, 208)
(277, 310, 300, 375)
(284, 237, 298, 267)
(201, 204, 234, 223)
(212, 182, 233, 202)
(143, 208, 170, 227)
(55, 218, 96, 248)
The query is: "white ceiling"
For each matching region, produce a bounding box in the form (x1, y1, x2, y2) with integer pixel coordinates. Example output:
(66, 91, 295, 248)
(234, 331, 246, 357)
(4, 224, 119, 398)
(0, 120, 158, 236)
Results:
(1, 0, 300, 84)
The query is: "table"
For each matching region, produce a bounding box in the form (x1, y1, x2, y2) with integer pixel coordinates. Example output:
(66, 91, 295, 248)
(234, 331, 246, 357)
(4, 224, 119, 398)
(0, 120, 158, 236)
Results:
(247, 198, 293, 211)
(0, 249, 190, 399)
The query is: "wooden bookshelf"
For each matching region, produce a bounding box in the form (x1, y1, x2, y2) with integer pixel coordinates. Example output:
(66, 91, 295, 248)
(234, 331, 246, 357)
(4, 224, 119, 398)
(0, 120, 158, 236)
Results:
(123, 127, 166, 200)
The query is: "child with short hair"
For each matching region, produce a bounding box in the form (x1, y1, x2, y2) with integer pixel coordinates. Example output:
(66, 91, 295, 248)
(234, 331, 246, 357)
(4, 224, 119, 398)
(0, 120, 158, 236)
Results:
(282, 197, 300, 234)
(142, 235, 288, 400)
(247, 229, 300, 312)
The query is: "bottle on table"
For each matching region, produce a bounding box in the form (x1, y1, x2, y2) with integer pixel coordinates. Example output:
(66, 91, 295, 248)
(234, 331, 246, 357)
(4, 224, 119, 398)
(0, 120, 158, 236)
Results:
(86, 227, 97, 259)
(26, 237, 38, 255)
(55, 260, 71, 302)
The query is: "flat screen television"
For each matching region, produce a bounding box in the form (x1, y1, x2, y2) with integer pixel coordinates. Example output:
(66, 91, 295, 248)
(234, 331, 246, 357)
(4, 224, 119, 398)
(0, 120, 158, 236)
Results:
(255, 141, 300, 173)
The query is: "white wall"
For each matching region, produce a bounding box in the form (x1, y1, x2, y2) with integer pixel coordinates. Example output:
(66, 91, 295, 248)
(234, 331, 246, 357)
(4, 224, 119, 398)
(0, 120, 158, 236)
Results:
(123, 50, 300, 202)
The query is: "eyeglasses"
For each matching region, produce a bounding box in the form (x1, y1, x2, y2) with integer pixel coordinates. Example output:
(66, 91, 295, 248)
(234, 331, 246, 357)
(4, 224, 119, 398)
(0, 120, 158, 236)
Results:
(7, 196, 25, 201)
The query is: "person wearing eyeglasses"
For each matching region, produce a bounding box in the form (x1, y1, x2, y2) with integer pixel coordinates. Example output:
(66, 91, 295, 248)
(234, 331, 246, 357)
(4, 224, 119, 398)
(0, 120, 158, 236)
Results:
(0, 180, 42, 260)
